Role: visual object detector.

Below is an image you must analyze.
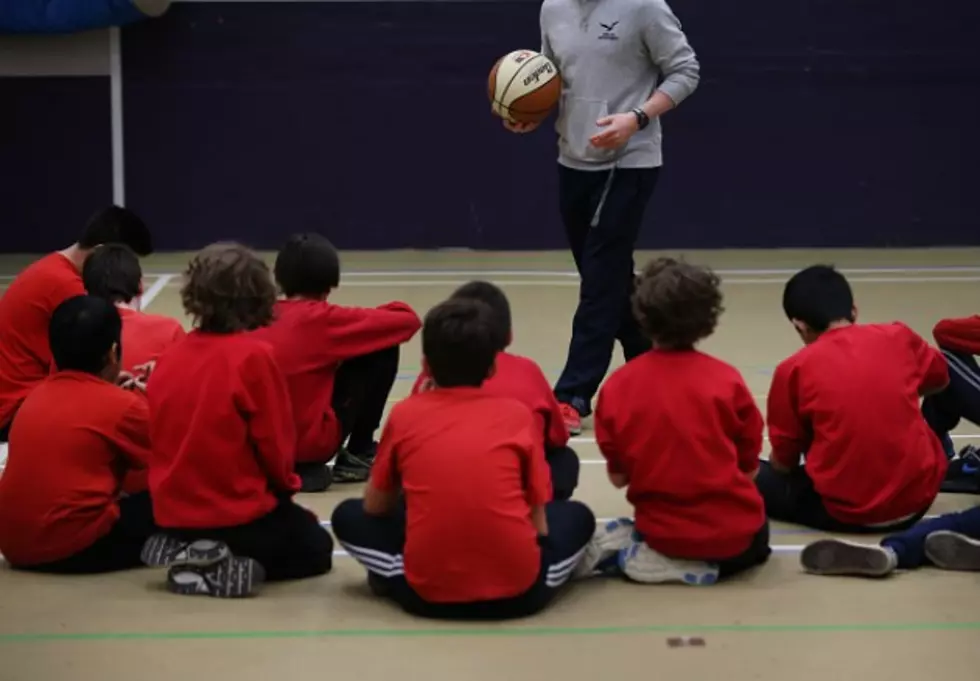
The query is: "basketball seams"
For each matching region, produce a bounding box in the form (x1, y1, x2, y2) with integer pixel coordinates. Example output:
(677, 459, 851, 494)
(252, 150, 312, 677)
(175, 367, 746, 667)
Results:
(488, 50, 561, 123)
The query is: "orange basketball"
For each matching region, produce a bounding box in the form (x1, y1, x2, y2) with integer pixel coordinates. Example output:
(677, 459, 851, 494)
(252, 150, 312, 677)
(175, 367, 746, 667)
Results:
(488, 49, 562, 125)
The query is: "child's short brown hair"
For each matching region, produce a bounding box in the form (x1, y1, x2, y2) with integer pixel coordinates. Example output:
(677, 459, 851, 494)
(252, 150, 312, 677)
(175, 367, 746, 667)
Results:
(181, 242, 276, 333)
(632, 258, 724, 349)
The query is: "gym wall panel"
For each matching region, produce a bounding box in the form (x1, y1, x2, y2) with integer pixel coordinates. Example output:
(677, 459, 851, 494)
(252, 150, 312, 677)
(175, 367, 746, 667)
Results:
(0, 32, 112, 252)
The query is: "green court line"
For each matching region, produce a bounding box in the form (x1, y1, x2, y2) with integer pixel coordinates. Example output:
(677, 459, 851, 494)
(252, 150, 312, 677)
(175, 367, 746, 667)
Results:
(3, 620, 980, 643)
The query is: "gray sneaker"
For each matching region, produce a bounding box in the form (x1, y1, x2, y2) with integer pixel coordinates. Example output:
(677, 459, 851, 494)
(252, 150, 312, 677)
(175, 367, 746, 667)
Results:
(332, 448, 373, 483)
(800, 539, 898, 577)
(166, 546, 265, 599)
(924, 531, 980, 571)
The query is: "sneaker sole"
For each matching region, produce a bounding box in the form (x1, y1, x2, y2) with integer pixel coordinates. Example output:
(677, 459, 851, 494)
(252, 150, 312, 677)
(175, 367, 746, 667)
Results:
(573, 518, 635, 578)
(799, 539, 895, 577)
(924, 531, 980, 571)
(618, 543, 719, 585)
(167, 557, 265, 598)
(142, 536, 231, 569)
(332, 467, 371, 483)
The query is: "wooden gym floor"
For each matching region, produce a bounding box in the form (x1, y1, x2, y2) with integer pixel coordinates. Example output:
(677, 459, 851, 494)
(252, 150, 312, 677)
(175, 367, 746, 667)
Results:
(1, 248, 979, 681)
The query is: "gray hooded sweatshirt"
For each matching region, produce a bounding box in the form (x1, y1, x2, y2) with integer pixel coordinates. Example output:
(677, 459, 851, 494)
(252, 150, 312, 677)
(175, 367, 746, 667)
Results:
(540, 0, 700, 170)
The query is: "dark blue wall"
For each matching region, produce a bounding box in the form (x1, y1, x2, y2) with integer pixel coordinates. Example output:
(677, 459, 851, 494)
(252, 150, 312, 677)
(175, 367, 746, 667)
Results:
(4, 0, 980, 252)
(0, 77, 113, 252)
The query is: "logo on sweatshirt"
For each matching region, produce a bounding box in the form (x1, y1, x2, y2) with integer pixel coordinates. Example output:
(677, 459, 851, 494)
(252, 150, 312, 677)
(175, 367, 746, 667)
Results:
(598, 21, 619, 40)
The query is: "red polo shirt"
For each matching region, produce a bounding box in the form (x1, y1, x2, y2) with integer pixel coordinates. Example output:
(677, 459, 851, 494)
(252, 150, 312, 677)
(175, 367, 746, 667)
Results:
(0, 371, 150, 566)
(147, 330, 300, 529)
(767, 323, 949, 525)
(371, 388, 552, 603)
(0, 253, 85, 428)
(595, 349, 766, 560)
(412, 351, 569, 450)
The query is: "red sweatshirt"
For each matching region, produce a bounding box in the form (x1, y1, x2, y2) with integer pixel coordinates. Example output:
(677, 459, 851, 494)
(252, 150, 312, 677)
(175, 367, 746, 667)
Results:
(147, 331, 299, 529)
(253, 299, 421, 463)
(933, 315, 980, 355)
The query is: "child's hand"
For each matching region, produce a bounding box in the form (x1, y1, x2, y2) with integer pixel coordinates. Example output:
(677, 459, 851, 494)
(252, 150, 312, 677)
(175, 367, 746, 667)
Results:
(502, 119, 540, 134)
(116, 371, 147, 393)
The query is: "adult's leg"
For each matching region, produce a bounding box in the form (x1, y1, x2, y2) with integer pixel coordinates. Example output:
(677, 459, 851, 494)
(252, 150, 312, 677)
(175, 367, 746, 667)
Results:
(554, 168, 659, 413)
(714, 523, 772, 580)
(25, 492, 157, 574)
(202, 499, 333, 581)
(545, 446, 580, 501)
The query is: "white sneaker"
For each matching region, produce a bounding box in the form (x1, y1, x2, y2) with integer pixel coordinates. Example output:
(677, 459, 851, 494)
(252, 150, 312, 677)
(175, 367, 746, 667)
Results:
(573, 517, 635, 579)
(618, 539, 720, 585)
(924, 531, 980, 571)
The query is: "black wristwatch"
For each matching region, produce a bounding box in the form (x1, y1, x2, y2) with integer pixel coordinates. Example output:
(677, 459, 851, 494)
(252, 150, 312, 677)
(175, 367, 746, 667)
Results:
(631, 107, 650, 131)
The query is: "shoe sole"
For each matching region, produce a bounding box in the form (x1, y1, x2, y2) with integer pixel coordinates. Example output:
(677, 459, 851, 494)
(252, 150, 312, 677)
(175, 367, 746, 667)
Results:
(799, 539, 895, 577)
(924, 531, 980, 571)
(141, 536, 231, 568)
(618, 543, 719, 585)
(167, 557, 266, 598)
(332, 464, 371, 483)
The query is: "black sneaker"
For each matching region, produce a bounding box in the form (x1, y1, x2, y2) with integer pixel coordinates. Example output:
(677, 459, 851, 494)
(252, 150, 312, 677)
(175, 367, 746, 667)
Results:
(296, 462, 333, 493)
(799, 539, 898, 577)
(940, 446, 980, 494)
(141, 535, 231, 568)
(332, 447, 373, 483)
(924, 531, 980, 571)
(166, 543, 265, 598)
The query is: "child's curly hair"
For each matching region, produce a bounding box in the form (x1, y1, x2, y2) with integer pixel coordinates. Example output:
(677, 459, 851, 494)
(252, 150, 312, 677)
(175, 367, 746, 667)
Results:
(180, 242, 276, 333)
(631, 257, 724, 349)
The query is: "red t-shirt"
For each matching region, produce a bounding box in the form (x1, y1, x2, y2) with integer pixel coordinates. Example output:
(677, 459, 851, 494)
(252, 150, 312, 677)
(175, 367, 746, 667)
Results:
(595, 349, 765, 560)
(767, 323, 949, 525)
(0, 371, 150, 566)
(118, 306, 186, 373)
(146, 330, 300, 529)
(253, 299, 420, 463)
(0, 253, 85, 428)
(371, 388, 552, 603)
(411, 351, 569, 450)
(933, 315, 980, 355)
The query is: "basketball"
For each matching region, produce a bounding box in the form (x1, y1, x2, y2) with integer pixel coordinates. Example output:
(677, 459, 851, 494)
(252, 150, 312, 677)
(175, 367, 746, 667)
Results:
(488, 49, 562, 125)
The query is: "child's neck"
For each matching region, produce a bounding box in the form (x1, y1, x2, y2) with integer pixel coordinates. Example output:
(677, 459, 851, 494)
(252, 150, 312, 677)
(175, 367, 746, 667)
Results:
(59, 244, 89, 271)
(826, 319, 853, 331)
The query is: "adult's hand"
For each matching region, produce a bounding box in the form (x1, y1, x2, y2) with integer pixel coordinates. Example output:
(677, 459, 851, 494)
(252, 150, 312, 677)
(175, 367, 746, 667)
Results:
(503, 119, 540, 134)
(590, 113, 639, 149)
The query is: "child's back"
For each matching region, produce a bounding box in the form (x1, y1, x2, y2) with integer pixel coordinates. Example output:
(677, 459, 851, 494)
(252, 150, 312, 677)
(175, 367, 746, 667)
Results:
(598, 349, 764, 559)
(376, 388, 550, 602)
(148, 331, 297, 528)
(769, 322, 948, 523)
(118, 308, 185, 373)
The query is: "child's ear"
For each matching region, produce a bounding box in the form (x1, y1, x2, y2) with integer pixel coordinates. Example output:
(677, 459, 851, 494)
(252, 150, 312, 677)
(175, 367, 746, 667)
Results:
(850, 305, 858, 323)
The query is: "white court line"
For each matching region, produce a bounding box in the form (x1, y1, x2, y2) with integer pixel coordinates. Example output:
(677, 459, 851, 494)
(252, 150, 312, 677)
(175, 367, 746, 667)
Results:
(142, 275, 980, 289)
(140, 274, 174, 309)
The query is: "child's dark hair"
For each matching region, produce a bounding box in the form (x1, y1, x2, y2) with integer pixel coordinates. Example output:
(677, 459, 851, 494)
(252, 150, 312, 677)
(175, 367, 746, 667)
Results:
(78, 206, 153, 256)
(422, 298, 498, 388)
(49, 295, 122, 375)
(449, 280, 511, 352)
(274, 233, 340, 298)
(181, 242, 277, 333)
(782, 265, 854, 332)
(82, 243, 142, 304)
(631, 258, 724, 349)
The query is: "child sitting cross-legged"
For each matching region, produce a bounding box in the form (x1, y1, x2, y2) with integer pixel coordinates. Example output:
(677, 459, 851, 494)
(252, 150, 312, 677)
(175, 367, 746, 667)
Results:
(576, 258, 770, 584)
(141, 243, 333, 598)
(331, 297, 596, 619)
